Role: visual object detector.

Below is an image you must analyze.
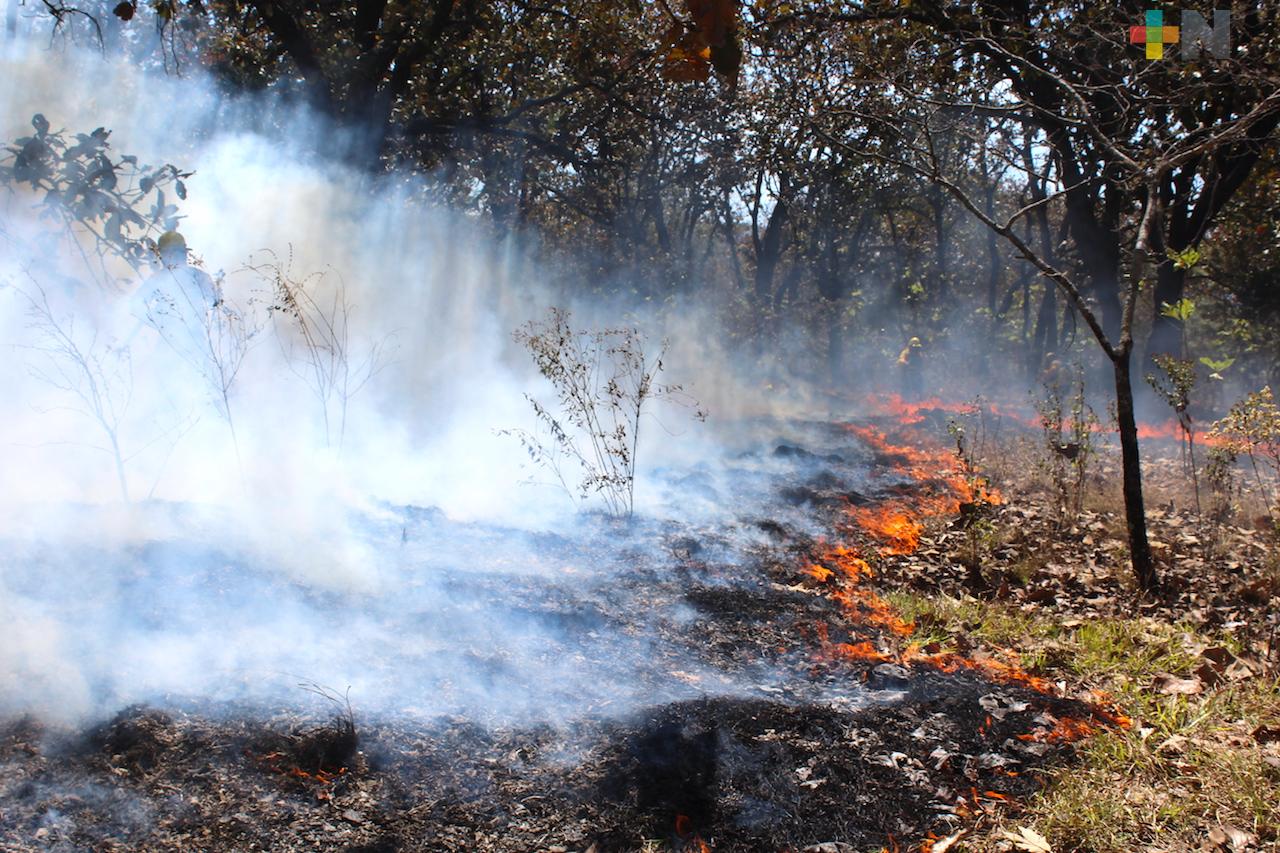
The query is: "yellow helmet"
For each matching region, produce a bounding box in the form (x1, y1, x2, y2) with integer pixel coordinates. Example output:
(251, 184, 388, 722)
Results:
(156, 231, 187, 261)
(909, 336, 922, 347)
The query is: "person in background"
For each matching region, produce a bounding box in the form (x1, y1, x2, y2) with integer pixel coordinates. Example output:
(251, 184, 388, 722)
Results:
(898, 335, 924, 400)
(126, 230, 221, 371)
(149, 230, 219, 305)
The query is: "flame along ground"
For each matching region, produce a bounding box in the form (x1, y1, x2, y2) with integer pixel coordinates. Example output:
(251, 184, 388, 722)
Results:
(795, 394, 1130, 851)
(865, 390, 1223, 447)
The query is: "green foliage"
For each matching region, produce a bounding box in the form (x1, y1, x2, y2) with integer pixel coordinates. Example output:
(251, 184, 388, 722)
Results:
(1167, 248, 1202, 272)
(1146, 354, 1204, 511)
(1199, 355, 1235, 381)
(1209, 387, 1280, 526)
(0, 114, 191, 281)
(1146, 354, 1196, 415)
(1160, 297, 1196, 323)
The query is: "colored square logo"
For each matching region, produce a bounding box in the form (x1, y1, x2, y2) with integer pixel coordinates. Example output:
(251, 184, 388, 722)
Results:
(1131, 10, 1180, 59)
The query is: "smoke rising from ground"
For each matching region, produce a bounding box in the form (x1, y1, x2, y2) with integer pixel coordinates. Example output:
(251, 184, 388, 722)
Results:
(0, 34, 829, 724)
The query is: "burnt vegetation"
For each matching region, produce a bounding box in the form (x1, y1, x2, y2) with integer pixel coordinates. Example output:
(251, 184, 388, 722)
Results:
(1, 0, 1279, 851)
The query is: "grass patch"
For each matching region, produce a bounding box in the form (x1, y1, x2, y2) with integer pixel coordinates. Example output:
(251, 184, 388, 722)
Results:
(882, 592, 1058, 651)
(880, 593, 1280, 851)
(990, 677, 1280, 851)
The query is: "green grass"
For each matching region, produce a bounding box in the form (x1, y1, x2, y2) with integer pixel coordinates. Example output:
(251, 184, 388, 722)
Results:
(1003, 678, 1280, 851)
(879, 593, 1280, 851)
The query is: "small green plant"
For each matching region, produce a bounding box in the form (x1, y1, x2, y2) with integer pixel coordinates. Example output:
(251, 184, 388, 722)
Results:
(508, 307, 704, 518)
(1034, 369, 1098, 524)
(1208, 386, 1280, 529)
(1199, 355, 1235, 381)
(1146, 353, 1202, 513)
(1204, 444, 1240, 525)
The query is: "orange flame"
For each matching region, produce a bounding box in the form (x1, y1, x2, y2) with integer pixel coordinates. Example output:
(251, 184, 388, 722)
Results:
(851, 504, 923, 555)
(800, 397, 1128, 756)
(1017, 716, 1097, 744)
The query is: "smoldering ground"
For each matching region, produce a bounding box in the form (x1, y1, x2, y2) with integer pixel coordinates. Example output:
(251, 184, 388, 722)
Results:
(0, 32, 878, 728)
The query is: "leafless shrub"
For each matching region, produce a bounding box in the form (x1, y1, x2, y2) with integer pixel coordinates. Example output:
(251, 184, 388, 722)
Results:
(252, 249, 389, 450)
(507, 307, 704, 518)
(16, 275, 198, 501)
(141, 259, 259, 455)
(1035, 368, 1098, 525)
(18, 280, 134, 500)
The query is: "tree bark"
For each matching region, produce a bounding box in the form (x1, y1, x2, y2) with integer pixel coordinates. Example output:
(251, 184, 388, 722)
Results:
(1030, 281, 1057, 375)
(1112, 349, 1158, 591)
(754, 198, 789, 305)
(1146, 257, 1188, 358)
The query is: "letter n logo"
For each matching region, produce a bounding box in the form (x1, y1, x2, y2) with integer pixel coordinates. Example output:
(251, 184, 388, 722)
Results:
(1181, 10, 1231, 59)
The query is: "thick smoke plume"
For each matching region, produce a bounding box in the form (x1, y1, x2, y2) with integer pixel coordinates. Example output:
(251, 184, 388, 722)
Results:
(0, 34, 799, 724)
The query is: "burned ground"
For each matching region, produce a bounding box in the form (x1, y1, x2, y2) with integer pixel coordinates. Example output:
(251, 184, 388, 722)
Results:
(0, 416, 1123, 852)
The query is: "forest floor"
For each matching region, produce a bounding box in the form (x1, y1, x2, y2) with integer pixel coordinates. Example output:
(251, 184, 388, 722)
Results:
(0, 401, 1276, 853)
(861, 402, 1280, 853)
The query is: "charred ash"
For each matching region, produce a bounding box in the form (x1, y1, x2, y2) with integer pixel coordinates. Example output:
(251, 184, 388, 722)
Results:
(0, 409, 1123, 852)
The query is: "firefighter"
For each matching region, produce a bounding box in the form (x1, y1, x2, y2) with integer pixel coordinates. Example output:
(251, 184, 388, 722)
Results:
(151, 231, 219, 305)
(897, 335, 924, 400)
(127, 231, 222, 370)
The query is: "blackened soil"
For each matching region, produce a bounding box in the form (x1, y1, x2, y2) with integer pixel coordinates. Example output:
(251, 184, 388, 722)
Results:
(0, 418, 1115, 852)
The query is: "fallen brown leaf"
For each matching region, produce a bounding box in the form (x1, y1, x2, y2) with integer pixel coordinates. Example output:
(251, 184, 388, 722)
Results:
(1002, 825, 1052, 852)
(1153, 672, 1203, 695)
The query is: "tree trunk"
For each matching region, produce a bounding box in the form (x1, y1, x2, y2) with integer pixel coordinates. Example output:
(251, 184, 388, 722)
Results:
(754, 199, 789, 305)
(1030, 281, 1057, 377)
(1112, 350, 1158, 592)
(1145, 258, 1188, 360)
(828, 310, 844, 386)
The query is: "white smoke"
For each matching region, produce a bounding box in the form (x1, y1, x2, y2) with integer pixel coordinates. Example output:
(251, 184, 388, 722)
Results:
(0, 33, 823, 724)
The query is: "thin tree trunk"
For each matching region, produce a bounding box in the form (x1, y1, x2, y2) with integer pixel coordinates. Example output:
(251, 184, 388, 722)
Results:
(1113, 350, 1158, 591)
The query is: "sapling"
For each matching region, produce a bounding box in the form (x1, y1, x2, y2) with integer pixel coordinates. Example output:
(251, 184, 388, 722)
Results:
(1146, 352, 1201, 514)
(1034, 370, 1097, 525)
(1208, 387, 1280, 531)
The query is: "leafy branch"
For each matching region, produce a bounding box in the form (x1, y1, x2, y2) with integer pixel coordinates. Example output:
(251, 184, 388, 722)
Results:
(0, 113, 190, 286)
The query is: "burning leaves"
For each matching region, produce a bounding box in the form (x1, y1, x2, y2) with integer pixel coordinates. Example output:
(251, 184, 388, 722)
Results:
(851, 504, 926, 555)
(251, 750, 349, 800)
(247, 684, 359, 802)
(0, 407, 1174, 852)
(792, 398, 1128, 769)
